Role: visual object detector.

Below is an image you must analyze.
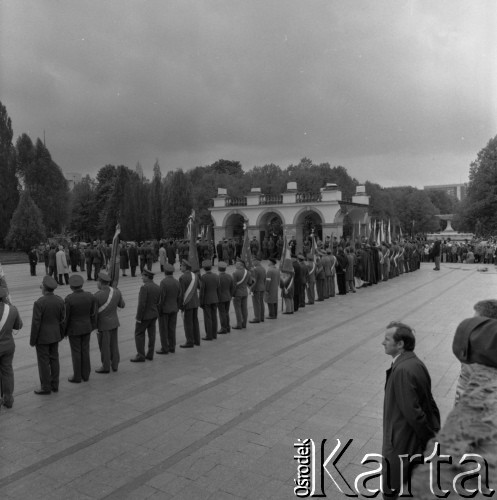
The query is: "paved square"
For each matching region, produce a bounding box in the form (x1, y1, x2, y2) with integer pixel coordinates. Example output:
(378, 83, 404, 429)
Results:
(0, 261, 492, 498)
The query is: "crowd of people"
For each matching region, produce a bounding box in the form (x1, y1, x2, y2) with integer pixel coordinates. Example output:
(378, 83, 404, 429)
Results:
(421, 237, 497, 264)
(1, 234, 425, 407)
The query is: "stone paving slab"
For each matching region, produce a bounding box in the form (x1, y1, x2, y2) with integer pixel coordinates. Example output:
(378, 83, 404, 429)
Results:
(0, 261, 494, 498)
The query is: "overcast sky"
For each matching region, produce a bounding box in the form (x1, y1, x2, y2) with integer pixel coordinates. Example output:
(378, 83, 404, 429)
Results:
(1, 0, 496, 188)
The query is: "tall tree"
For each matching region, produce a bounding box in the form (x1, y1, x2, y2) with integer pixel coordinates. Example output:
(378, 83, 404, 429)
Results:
(5, 190, 46, 252)
(68, 175, 98, 241)
(162, 169, 192, 238)
(462, 135, 497, 234)
(150, 159, 162, 239)
(0, 101, 19, 246)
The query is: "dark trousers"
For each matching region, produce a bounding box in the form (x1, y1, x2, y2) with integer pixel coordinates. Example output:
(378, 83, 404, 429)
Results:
(86, 261, 93, 279)
(130, 266, 137, 277)
(316, 279, 325, 300)
(217, 301, 231, 332)
(183, 308, 200, 345)
(139, 258, 145, 273)
(299, 285, 306, 307)
(202, 304, 218, 339)
(30, 262, 37, 276)
(135, 318, 157, 359)
(93, 263, 101, 280)
(267, 302, 278, 319)
(69, 333, 91, 381)
(58, 273, 69, 285)
(251, 291, 265, 322)
(336, 273, 347, 295)
(49, 265, 57, 280)
(233, 296, 248, 328)
(326, 276, 335, 297)
(36, 342, 60, 392)
(307, 281, 315, 304)
(158, 312, 177, 352)
(293, 289, 299, 312)
(97, 329, 120, 371)
(0, 348, 15, 407)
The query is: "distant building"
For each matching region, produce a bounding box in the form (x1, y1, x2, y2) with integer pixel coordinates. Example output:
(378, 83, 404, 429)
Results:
(65, 172, 82, 191)
(424, 183, 467, 201)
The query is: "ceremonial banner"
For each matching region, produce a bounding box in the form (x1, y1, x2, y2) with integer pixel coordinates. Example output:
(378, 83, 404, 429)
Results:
(240, 220, 253, 270)
(387, 219, 392, 244)
(187, 210, 200, 273)
(109, 224, 121, 287)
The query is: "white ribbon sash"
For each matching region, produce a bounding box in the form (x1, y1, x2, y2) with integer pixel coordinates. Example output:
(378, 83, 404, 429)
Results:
(236, 269, 248, 286)
(0, 304, 10, 332)
(98, 287, 114, 313)
(183, 273, 197, 306)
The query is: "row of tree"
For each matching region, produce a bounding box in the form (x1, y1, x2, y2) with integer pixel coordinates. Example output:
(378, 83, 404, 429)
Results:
(1, 99, 495, 251)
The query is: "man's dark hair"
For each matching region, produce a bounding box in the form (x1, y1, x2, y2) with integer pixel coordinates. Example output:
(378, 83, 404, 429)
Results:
(473, 299, 497, 319)
(387, 321, 416, 351)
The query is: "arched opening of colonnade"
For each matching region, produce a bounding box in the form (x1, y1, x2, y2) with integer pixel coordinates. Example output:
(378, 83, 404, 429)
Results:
(257, 210, 285, 260)
(294, 209, 324, 252)
(224, 213, 245, 240)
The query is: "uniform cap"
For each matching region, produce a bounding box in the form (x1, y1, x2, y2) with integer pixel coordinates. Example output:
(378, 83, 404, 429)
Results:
(163, 263, 175, 273)
(68, 275, 84, 287)
(42, 275, 59, 290)
(142, 269, 155, 279)
(202, 260, 212, 269)
(97, 271, 111, 282)
(217, 261, 227, 269)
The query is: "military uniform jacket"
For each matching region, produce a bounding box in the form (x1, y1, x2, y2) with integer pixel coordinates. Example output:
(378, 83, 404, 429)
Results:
(306, 261, 317, 283)
(158, 276, 181, 314)
(136, 281, 160, 321)
(94, 286, 125, 331)
(30, 293, 65, 345)
(321, 255, 332, 277)
(64, 289, 97, 336)
(299, 262, 309, 285)
(0, 303, 22, 353)
(265, 266, 280, 303)
(179, 271, 200, 310)
(250, 265, 266, 293)
(128, 246, 138, 267)
(232, 268, 251, 297)
(218, 272, 234, 303)
(199, 271, 220, 306)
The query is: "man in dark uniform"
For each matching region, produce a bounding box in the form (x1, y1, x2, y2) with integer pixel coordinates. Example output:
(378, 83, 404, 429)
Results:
(264, 258, 280, 319)
(199, 259, 220, 340)
(298, 254, 309, 308)
(30, 276, 65, 395)
(28, 246, 38, 276)
(292, 256, 302, 312)
(48, 245, 57, 280)
(156, 263, 180, 354)
(179, 260, 200, 348)
(0, 288, 23, 409)
(64, 274, 97, 383)
(131, 269, 160, 361)
(217, 261, 234, 334)
(91, 242, 102, 280)
(84, 244, 93, 280)
(128, 242, 139, 278)
(249, 259, 266, 323)
(315, 252, 325, 301)
(94, 271, 125, 373)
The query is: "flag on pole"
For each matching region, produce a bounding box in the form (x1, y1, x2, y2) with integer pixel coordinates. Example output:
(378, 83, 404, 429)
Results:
(388, 219, 391, 244)
(240, 219, 253, 270)
(187, 210, 200, 273)
(399, 224, 403, 241)
(109, 224, 121, 287)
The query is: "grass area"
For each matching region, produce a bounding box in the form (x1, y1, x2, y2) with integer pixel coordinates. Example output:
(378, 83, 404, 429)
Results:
(0, 250, 28, 264)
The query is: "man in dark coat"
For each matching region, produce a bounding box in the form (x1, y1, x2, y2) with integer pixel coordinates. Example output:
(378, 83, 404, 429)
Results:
(28, 246, 38, 276)
(128, 242, 139, 277)
(264, 258, 280, 319)
(217, 261, 234, 334)
(249, 259, 266, 323)
(0, 288, 23, 409)
(30, 276, 65, 395)
(131, 269, 160, 361)
(84, 245, 93, 280)
(179, 260, 200, 347)
(156, 263, 180, 354)
(291, 256, 302, 312)
(432, 237, 441, 271)
(166, 241, 176, 266)
(382, 321, 440, 498)
(231, 260, 251, 329)
(199, 260, 220, 340)
(94, 271, 125, 372)
(64, 274, 97, 383)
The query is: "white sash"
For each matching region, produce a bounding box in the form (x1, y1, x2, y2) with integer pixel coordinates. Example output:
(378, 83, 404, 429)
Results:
(183, 273, 197, 306)
(98, 287, 114, 313)
(308, 263, 316, 276)
(0, 304, 10, 332)
(236, 269, 248, 286)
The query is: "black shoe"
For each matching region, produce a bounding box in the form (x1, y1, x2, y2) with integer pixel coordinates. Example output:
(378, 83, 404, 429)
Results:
(194, 342, 201, 346)
(51, 387, 59, 393)
(180, 343, 194, 348)
(68, 376, 81, 383)
(130, 355, 146, 362)
(145, 355, 154, 361)
(112, 367, 118, 372)
(232, 326, 242, 330)
(249, 320, 260, 324)
(95, 368, 110, 374)
(202, 337, 213, 341)
(217, 330, 227, 334)
(169, 350, 175, 354)
(156, 349, 169, 354)
(34, 389, 51, 395)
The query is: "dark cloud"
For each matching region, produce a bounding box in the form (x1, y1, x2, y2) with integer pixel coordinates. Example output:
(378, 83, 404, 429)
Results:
(1, 0, 495, 186)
